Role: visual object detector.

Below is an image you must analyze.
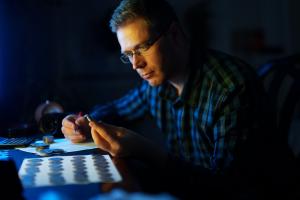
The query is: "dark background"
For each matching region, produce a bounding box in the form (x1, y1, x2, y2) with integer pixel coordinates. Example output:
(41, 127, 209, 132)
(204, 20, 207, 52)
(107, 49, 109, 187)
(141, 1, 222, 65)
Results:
(0, 0, 299, 133)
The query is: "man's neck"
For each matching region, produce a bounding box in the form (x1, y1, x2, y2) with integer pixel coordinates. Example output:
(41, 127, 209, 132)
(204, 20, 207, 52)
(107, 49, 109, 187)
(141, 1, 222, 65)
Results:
(169, 43, 190, 96)
(169, 68, 189, 96)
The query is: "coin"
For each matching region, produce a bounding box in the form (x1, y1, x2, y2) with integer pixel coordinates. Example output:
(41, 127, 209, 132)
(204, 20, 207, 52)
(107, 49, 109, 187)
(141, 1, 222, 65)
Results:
(43, 135, 54, 144)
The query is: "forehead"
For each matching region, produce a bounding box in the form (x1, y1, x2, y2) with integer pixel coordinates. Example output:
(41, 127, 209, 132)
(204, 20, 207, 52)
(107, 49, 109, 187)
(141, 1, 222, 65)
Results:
(116, 18, 151, 52)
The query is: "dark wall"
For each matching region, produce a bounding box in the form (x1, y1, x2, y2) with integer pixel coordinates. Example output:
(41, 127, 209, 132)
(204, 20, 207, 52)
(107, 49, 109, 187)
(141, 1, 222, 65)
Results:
(0, 0, 139, 131)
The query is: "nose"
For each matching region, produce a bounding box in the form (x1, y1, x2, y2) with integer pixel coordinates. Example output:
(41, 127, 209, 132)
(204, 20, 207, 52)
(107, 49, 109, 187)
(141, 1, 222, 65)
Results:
(131, 54, 146, 70)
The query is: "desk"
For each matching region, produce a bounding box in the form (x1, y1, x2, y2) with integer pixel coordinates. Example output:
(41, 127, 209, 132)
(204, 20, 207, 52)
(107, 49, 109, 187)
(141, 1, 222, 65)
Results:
(4, 142, 300, 200)
(7, 148, 141, 200)
(4, 145, 191, 200)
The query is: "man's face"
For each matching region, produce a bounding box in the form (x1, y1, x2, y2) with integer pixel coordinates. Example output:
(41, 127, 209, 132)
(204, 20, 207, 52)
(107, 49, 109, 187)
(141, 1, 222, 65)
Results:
(116, 18, 173, 86)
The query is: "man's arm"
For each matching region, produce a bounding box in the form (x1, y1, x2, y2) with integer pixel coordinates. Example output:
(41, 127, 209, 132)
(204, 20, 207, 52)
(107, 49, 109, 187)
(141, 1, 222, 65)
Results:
(89, 81, 150, 125)
(61, 81, 150, 143)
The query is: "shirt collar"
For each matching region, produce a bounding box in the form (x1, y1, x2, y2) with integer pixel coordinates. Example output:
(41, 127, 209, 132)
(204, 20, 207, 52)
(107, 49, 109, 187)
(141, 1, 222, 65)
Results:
(158, 49, 205, 106)
(158, 49, 204, 107)
(158, 82, 178, 102)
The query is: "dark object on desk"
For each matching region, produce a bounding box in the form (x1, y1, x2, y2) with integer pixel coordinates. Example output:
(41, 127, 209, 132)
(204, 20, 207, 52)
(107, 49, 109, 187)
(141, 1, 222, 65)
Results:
(0, 159, 24, 199)
(0, 123, 38, 149)
(38, 113, 66, 138)
(34, 100, 64, 123)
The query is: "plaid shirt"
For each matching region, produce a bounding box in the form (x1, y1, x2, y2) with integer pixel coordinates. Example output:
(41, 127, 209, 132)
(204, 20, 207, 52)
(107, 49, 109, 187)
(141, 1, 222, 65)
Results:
(90, 50, 264, 173)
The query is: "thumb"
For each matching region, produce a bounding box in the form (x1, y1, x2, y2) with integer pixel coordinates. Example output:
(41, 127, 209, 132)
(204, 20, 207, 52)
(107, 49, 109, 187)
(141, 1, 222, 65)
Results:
(89, 121, 114, 143)
(75, 116, 86, 126)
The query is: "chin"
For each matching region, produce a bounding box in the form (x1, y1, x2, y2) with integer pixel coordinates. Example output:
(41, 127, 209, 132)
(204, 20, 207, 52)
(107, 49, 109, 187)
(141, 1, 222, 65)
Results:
(147, 79, 163, 87)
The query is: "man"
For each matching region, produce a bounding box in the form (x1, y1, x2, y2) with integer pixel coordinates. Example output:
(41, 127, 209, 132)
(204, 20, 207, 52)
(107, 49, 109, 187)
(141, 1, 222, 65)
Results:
(62, 0, 274, 198)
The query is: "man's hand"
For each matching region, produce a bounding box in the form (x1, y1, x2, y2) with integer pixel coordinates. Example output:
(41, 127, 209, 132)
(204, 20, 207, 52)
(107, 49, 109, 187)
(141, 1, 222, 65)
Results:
(61, 114, 90, 143)
(89, 121, 139, 157)
(89, 121, 168, 168)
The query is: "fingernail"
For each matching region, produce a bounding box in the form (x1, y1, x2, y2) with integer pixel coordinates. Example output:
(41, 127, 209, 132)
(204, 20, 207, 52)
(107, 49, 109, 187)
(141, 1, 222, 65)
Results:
(74, 125, 79, 132)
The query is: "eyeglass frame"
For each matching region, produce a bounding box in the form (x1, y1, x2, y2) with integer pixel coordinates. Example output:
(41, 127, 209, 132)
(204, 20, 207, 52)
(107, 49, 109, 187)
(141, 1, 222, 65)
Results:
(120, 30, 165, 64)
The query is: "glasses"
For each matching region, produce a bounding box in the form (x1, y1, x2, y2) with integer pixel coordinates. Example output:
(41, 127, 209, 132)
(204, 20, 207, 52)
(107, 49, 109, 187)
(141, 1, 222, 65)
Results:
(120, 31, 163, 64)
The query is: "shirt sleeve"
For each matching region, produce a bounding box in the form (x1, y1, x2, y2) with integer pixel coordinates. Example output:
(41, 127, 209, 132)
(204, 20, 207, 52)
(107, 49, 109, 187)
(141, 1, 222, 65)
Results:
(210, 84, 257, 174)
(88, 81, 150, 124)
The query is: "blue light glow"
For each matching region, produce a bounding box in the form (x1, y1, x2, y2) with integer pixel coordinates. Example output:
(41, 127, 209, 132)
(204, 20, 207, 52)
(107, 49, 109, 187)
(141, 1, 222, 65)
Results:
(0, 2, 4, 101)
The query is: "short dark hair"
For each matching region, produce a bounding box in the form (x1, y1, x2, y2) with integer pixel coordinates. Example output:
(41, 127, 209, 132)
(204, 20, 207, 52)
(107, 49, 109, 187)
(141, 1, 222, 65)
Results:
(109, 0, 178, 34)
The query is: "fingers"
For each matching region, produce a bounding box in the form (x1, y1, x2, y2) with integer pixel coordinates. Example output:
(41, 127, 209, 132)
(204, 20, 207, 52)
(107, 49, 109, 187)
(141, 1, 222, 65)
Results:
(61, 114, 87, 143)
(88, 121, 131, 157)
(68, 134, 86, 143)
(89, 121, 115, 144)
(61, 126, 86, 143)
(62, 115, 77, 129)
(75, 116, 87, 127)
(90, 127, 111, 152)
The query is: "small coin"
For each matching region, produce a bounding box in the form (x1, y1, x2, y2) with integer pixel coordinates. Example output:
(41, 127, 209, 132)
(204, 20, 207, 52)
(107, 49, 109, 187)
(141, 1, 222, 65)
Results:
(27, 158, 43, 163)
(20, 175, 35, 186)
(48, 171, 63, 176)
(71, 159, 86, 165)
(51, 149, 64, 154)
(26, 162, 42, 167)
(33, 142, 50, 151)
(96, 167, 110, 173)
(73, 166, 87, 172)
(49, 160, 63, 165)
(37, 149, 54, 156)
(98, 171, 113, 177)
(91, 154, 106, 160)
(43, 135, 54, 144)
(49, 165, 64, 172)
(49, 175, 65, 185)
(49, 161, 63, 166)
(74, 174, 88, 182)
(74, 169, 88, 175)
(94, 160, 109, 166)
(48, 157, 64, 162)
(25, 167, 40, 174)
(71, 157, 84, 160)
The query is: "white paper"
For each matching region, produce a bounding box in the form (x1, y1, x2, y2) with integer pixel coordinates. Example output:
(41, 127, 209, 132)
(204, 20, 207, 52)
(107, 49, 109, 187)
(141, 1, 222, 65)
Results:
(17, 138, 97, 154)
